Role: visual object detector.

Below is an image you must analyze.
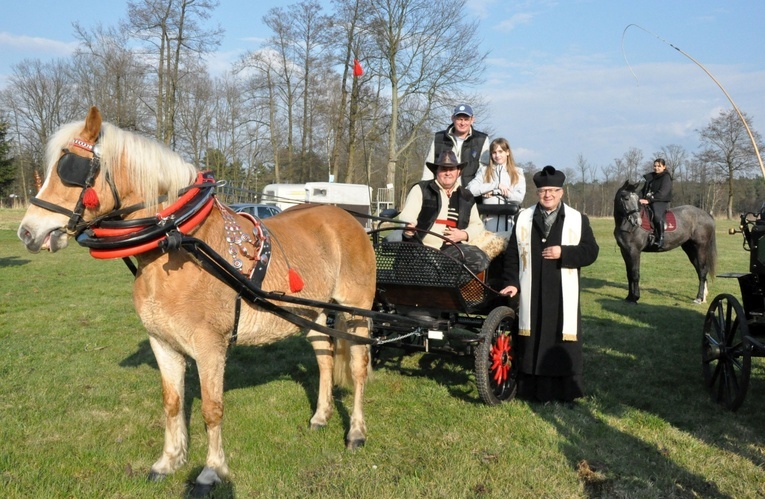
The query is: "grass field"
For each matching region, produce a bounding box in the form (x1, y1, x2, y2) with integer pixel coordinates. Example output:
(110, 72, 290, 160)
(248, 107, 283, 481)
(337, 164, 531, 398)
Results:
(2, 207, 765, 498)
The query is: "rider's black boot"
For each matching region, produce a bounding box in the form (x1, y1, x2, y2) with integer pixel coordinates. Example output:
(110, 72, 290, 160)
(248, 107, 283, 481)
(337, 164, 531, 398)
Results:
(655, 222, 665, 249)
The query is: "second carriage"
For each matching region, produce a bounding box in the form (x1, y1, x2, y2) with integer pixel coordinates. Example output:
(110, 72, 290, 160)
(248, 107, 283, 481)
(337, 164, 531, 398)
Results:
(702, 209, 765, 411)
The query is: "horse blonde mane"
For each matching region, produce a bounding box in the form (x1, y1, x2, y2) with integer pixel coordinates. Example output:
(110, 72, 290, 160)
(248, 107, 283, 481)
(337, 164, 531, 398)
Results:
(46, 119, 199, 205)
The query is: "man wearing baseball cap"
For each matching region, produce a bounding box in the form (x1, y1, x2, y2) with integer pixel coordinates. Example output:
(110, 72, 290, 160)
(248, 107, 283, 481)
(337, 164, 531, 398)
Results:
(421, 103, 490, 190)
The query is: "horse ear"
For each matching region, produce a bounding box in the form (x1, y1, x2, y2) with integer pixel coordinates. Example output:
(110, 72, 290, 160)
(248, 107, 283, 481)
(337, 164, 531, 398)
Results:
(83, 106, 103, 143)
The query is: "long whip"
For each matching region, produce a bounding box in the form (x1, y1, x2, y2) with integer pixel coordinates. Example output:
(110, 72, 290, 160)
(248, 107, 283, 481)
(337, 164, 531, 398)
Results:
(621, 23, 764, 178)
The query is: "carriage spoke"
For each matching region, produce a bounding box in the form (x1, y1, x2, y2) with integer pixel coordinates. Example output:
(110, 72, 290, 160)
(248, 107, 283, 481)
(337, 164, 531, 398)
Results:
(703, 294, 751, 411)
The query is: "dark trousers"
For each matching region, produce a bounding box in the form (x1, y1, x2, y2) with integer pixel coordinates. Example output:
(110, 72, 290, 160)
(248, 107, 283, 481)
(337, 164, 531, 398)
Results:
(651, 202, 668, 246)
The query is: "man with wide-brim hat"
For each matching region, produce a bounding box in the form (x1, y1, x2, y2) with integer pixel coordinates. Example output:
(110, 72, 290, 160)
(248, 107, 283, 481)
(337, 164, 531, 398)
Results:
(499, 165, 599, 403)
(398, 150, 488, 272)
(421, 104, 490, 190)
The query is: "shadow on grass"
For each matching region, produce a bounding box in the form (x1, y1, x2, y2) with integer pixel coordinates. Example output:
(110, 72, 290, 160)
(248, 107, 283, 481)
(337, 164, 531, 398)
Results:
(183, 467, 237, 498)
(527, 400, 731, 498)
(583, 275, 711, 305)
(119, 335, 363, 483)
(0, 256, 30, 267)
(372, 346, 478, 403)
(527, 295, 765, 496)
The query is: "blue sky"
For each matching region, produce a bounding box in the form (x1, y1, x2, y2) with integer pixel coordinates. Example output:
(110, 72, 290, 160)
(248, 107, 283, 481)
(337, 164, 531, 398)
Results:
(1, 0, 763, 178)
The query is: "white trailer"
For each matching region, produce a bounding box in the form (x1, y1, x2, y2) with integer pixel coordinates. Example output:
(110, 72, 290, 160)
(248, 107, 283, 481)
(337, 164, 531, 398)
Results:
(262, 182, 372, 227)
(260, 184, 307, 212)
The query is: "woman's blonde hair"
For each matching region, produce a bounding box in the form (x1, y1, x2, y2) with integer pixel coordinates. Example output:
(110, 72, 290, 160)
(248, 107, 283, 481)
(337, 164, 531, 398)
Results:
(485, 137, 519, 185)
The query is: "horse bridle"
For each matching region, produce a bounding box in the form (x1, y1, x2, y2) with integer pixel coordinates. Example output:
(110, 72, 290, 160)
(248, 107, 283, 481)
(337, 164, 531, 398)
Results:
(30, 136, 122, 236)
(617, 191, 641, 232)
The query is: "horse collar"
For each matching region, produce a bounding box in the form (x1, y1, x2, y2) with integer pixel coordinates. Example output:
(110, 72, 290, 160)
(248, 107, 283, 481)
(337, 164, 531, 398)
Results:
(76, 171, 217, 259)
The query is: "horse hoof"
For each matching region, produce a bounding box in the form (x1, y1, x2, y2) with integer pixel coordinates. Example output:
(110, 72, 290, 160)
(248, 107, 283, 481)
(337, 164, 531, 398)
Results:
(190, 482, 215, 497)
(190, 467, 221, 497)
(624, 298, 638, 305)
(147, 471, 167, 482)
(346, 437, 366, 450)
(693, 298, 704, 305)
(310, 423, 327, 431)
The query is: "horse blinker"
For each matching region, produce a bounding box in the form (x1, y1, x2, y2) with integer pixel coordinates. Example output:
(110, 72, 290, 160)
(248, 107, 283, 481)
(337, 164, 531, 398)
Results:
(57, 149, 99, 188)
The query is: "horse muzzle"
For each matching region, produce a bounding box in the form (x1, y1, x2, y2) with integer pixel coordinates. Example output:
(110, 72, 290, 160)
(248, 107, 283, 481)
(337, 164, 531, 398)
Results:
(18, 223, 70, 254)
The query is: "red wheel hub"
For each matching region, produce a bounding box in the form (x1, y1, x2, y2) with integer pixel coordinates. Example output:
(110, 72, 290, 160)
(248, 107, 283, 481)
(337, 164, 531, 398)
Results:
(489, 333, 512, 384)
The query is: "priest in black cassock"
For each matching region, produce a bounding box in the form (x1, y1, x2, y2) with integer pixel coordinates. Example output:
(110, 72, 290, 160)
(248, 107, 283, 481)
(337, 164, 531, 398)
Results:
(499, 165, 599, 402)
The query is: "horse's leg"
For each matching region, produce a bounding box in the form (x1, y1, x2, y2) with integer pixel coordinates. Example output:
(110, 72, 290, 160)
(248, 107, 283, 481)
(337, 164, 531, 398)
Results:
(342, 315, 371, 449)
(682, 241, 708, 304)
(191, 338, 230, 493)
(307, 312, 335, 430)
(619, 245, 642, 303)
(147, 336, 189, 480)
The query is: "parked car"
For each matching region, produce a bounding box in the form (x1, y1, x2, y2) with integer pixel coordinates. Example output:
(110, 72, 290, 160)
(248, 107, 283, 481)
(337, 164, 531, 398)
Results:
(229, 203, 282, 219)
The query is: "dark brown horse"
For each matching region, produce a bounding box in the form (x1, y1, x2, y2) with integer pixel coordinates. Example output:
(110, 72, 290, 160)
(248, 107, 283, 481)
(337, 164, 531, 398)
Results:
(613, 180, 716, 303)
(17, 107, 376, 493)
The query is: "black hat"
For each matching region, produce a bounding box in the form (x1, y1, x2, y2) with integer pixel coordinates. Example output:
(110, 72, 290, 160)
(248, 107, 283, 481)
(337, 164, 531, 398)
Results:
(425, 150, 466, 175)
(533, 165, 566, 188)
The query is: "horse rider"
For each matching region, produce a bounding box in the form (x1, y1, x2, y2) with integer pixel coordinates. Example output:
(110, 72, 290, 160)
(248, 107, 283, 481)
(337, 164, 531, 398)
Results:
(639, 158, 672, 249)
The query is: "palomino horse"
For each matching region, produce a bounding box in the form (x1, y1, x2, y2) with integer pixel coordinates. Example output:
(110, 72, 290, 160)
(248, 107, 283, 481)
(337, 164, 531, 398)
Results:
(17, 107, 376, 493)
(613, 180, 717, 303)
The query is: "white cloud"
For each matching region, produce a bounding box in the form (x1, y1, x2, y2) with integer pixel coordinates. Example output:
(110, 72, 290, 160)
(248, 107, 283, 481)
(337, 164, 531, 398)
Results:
(0, 32, 78, 57)
(495, 13, 535, 31)
(479, 55, 765, 171)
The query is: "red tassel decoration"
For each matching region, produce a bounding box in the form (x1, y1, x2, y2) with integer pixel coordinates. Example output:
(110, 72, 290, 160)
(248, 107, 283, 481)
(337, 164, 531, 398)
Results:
(82, 187, 100, 208)
(353, 58, 363, 77)
(288, 268, 304, 293)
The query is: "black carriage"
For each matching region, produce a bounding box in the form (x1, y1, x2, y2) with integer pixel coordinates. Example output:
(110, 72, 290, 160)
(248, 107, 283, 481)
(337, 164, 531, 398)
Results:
(703, 210, 765, 410)
(368, 224, 518, 406)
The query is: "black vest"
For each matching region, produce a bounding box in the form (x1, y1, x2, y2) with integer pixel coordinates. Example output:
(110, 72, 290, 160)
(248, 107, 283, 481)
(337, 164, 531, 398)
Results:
(433, 127, 488, 187)
(412, 180, 475, 243)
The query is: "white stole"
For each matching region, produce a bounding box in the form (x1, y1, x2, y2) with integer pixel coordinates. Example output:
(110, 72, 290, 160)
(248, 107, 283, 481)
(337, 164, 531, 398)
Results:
(515, 205, 582, 341)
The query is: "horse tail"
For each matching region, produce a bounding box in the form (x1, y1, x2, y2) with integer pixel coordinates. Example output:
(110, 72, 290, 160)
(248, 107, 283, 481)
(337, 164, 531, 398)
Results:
(332, 313, 372, 389)
(708, 217, 718, 279)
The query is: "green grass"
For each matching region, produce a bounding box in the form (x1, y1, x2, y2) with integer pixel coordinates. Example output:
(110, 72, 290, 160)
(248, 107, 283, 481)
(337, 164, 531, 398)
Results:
(2, 208, 765, 498)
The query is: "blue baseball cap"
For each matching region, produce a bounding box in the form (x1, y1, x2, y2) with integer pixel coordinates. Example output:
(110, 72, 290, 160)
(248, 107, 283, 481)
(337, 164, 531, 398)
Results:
(452, 104, 474, 117)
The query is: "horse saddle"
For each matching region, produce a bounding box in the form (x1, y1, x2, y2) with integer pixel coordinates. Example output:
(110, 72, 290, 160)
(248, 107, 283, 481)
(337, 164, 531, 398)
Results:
(640, 208, 676, 232)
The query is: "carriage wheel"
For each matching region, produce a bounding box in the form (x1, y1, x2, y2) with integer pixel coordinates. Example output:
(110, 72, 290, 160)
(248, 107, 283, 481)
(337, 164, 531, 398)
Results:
(702, 293, 752, 411)
(475, 306, 517, 405)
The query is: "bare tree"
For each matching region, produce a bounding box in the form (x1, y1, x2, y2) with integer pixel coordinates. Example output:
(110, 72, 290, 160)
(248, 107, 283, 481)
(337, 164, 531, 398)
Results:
(240, 50, 288, 182)
(0, 59, 82, 201)
(261, 8, 302, 180)
(607, 147, 644, 185)
(286, 1, 332, 180)
(367, 0, 487, 189)
(574, 153, 590, 213)
(72, 22, 151, 131)
(125, 0, 222, 147)
(175, 68, 216, 165)
(327, 0, 375, 184)
(696, 109, 764, 218)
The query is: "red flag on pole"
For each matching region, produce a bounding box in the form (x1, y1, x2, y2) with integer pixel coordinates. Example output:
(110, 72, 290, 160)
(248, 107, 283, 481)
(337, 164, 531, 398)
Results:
(353, 58, 363, 77)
